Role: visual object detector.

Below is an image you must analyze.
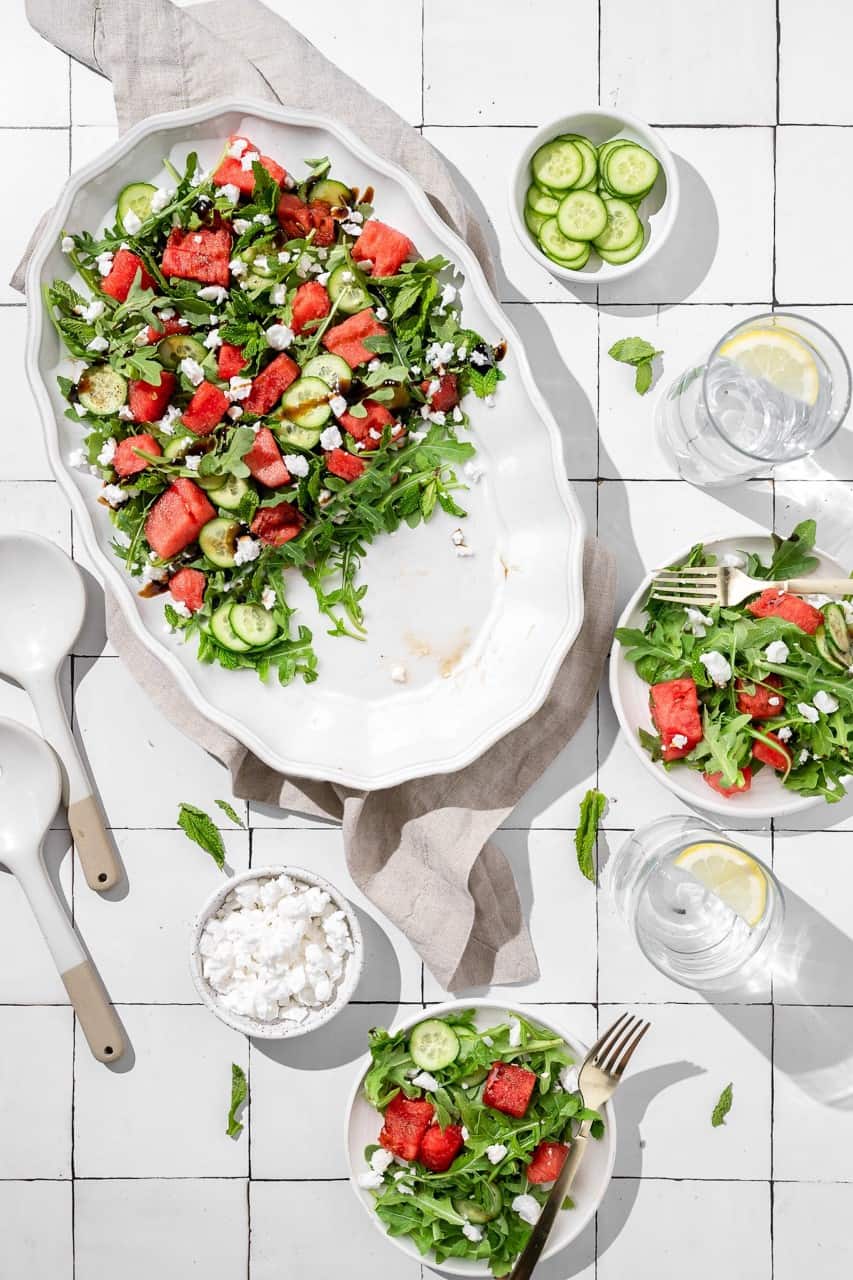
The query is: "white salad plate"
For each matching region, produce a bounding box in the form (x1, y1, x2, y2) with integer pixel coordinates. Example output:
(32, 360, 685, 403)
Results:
(610, 531, 847, 821)
(26, 98, 585, 789)
(345, 999, 617, 1276)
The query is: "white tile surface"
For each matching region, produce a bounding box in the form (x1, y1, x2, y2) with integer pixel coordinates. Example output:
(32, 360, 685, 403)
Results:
(70, 125, 119, 174)
(0, 1008, 73, 1177)
(75, 1179, 248, 1280)
(0, 831, 73, 1002)
(773, 1181, 853, 1280)
(70, 62, 118, 128)
(0, 4, 69, 126)
(0, 130, 69, 304)
(0, 1181, 72, 1279)
(773, 1005, 853, 1181)
(0, 308, 53, 479)
(776, 128, 853, 303)
(601, 0, 777, 125)
(779, 0, 853, 124)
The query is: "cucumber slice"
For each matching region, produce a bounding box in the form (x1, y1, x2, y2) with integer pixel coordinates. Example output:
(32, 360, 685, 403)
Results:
(77, 365, 127, 416)
(459, 1065, 489, 1088)
(537, 218, 588, 263)
(824, 603, 851, 658)
(557, 190, 608, 241)
(409, 1019, 460, 1071)
(548, 242, 591, 270)
(556, 134, 598, 188)
(310, 177, 352, 207)
(326, 265, 372, 315)
(593, 199, 641, 253)
(524, 205, 548, 237)
(597, 138, 632, 166)
(604, 143, 659, 197)
(814, 626, 848, 672)
(163, 435, 195, 460)
(207, 474, 250, 511)
(210, 602, 250, 652)
(531, 139, 583, 192)
(453, 1184, 502, 1224)
(229, 602, 279, 647)
(157, 333, 207, 371)
(526, 184, 560, 216)
(598, 225, 646, 265)
(242, 242, 275, 277)
(117, 182, 157, 230)
(302, 353, 352, 393)
(280, 376, 333, 430)
(273, 420, 323, 450)
(199, 517, 240, 568)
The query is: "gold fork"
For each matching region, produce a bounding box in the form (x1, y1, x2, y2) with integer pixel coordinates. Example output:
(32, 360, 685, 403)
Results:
(508, 1013, 651, 1280)
(649, 564, 853, 609)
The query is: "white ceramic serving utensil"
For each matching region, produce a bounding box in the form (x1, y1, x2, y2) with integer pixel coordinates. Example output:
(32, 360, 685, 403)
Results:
(0, 717, 124, 1062)
(0, 533, 120, 891)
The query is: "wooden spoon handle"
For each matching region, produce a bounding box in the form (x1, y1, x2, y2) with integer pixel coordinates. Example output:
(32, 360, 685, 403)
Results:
(61, 961, 125, 1065)
(68, 794, 122, 892)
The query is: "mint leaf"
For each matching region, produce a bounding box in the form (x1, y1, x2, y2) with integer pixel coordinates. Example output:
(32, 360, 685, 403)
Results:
(227, 1063, 248, 1138)
(711, 1082, 733, 1127)
(177, 803, 226, 869)
(608, 336, 662, 366)
(215, 799, 245, 828)
(575, 789, 607, 882)
(634, 360, 654, 395)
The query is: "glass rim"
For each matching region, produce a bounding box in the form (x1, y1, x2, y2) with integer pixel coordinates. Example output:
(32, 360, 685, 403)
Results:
(700, 310, 853, 463)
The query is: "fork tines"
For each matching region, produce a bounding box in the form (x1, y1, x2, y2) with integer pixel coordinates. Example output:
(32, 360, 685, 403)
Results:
(650, 564, 722, 607)
(592, 1013, 652, 1078)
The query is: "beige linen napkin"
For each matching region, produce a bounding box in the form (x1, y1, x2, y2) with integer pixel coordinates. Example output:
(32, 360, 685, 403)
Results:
(17, 0, 616, 991)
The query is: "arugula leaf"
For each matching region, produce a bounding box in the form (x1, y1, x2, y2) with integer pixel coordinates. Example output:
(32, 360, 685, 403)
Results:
(177, 803, 226, 869)
(768, 519, 820, 580)
(215, 799, 245, 828)
(575, 789, 606, 882)
(227, 1063, 248, 1138)
(711, 1082, 733, 1127)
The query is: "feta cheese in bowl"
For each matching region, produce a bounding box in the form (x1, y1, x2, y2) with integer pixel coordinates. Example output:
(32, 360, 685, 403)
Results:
(189, 866, 363, 1038)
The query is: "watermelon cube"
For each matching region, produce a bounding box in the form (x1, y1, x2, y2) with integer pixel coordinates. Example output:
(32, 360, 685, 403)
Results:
(113, 433, 161, 478)
(276, 193, 313, 239)
(752, 732, 791, 772)
(339, 399, 395, 443)
(736, 674, 785, 719)
(326, 448, 365, 481)
(418, 1123, 464, 1173)
(145, 479, 215, 560)
(352, 219, 415, 277)
(421, 373, 460, 413)
(745, 589, 823, 634)
(250, 503, 303, 546)
(378, 1092, 435, 1161)
(100, 249, 154, 302)
(217, 342, 247, 380)
(181, 381, 229, 435)
(146, 316, 187, 344)
(243, 352, 300, 416)
(128, 370, 176, 424)
(650, 676, 703, 761)
(308, 199, 336, 247)
(290, 281, 330, 335)
(483, 1062, 537, 1119)
(161, 226, 231, 287)
(704, 767, 753, 797)
(322, 309, 387, 368)
(527, 1141, 570, 1185)
(244, 428, 291, 488)
(212, 134, 287, 195)
(168, 567, 206, 613)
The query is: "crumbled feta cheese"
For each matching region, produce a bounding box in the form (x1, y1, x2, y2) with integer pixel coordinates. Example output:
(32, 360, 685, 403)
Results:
(283, 453, 309, 477)
(700, 650, 732, 687)
(411, 1070, 439, 1092)
(227, 136, 249, 159)
(101, 484, 127, 506)
(61, 235, 75, 254)
(73, 401, 90, 418)
(456, 544, 474, 559)
(799, 748, 811, 764)
(671, 733, 689, 749)
(684, 606, 713, 637)
(486, 1144, 507, 1165)
(315, 270, 330, 285)
(453, 406, 465, 425)
(140, 561, 168, 586)
(295, 253, 313, 279)
(777, 726, 793, 743)
(470, 348, 489, 367)
(227, 405, 244, 420)
(229, 257, 248, 277)
(462, 1223, 483, 1243)
(234, 537, 261, 566)
(133, 325, 150, 347)
(198, 285, 229, 304)
(484, 394, 496, 408)
(512, 1194, 541, 1226)
(219, 183, 240, 204)
(68, 448, 87, 469)
(204, 327, 222, 351)
(86, 335, 109, 353)
(157, 404, 182, 435)
(320, 425, 342, 451)
(341, 221, 363, 236)
(97, 438, 117, 466)
(122, 208, 143, 235)
(367, 359, 381, 374)
(261, 586, 277, 611)
(271, 283, 287, 307)
(408, 429, 427, 443)
(266, 323, 294, 350)
(425, 340, 455, 367)
(390, 665, 408, 684)
(397, 1182, 414, 1195)
(508, 1017, 522, 1047)
(253, 255, 269, 273)
(357, 1170, 384, 1190)
(184, 454, 202, 472)
(768, 696, 781, 707)
(797, 702, 820, 724)
(96, 250, 114, 276)
(79, 299, 105, 322)
(171, 599, 192, 620)
(179, 357, 205, 386)
(375, 306, 388, 321)
(451, 528, 465, 546)
(278, 251, 291, 265)
(368, 428, 382, 441)
(150, 186, 174, 213)
(439, 282, 457, 310)
(464, 464, 486, 492)
(192, 234, 203, 245)
(482, 1035, 494, 1047)
(240, 149, 260, 171)
(370, 1148, 394, 1175)
(460, 1126, 469, 1142)
(254, 213, 271, 226)
(559, 1064, 579, 1093)
(228, 375, 253, 402)
(456, 345, 468, 362)
(428, 410, 446, 426)
(765, 640, 789, 664)
(116, 404, 134, 422)
(814, 690, 839, 714)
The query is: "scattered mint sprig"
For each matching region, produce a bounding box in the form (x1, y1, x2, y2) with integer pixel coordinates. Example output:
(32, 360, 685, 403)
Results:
(215, 799, 245, 828)
(608, 336, 662, 396)
(575, 789, 607, 882)
(711, 1082, 733, 1127)
(227, 1063, 248, 1138)
(177, 802, 226, 869)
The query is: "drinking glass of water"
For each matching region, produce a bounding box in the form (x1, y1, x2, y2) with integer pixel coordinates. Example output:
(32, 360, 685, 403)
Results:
(657, 312, 851, 487)
(604, 816, 785, 994)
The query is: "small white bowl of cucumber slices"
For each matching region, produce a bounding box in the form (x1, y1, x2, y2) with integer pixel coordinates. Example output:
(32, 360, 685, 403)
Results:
(510, 107, 679, 282)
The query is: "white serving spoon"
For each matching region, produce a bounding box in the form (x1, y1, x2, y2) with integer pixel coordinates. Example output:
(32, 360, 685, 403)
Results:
(0, 534, 121, 891)
(0, 717, 124, 1062)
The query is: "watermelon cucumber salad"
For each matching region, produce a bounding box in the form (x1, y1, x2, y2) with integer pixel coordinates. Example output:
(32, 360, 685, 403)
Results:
(358, 1010, 603, 1277)
(525, 132, 660, 270)
(616, 522, 853, 803)
(46, 135, 504, 684)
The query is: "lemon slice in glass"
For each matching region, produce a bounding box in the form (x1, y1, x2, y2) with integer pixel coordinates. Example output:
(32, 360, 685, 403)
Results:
(673, 841, 767, 927)
(718, 326, 820, 405)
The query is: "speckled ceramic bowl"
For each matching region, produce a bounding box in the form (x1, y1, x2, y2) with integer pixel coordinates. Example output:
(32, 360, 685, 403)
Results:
(189, 865, 363, 1039)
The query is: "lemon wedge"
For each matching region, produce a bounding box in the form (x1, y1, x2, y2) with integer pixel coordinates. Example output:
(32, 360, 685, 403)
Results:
(673, 841, 767, 927)
(718, 326, 820, 406)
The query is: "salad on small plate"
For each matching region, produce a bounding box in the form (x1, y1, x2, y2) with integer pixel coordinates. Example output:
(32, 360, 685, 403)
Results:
(346, 1001, 615, 1277)
(611, 521, 853, 818)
